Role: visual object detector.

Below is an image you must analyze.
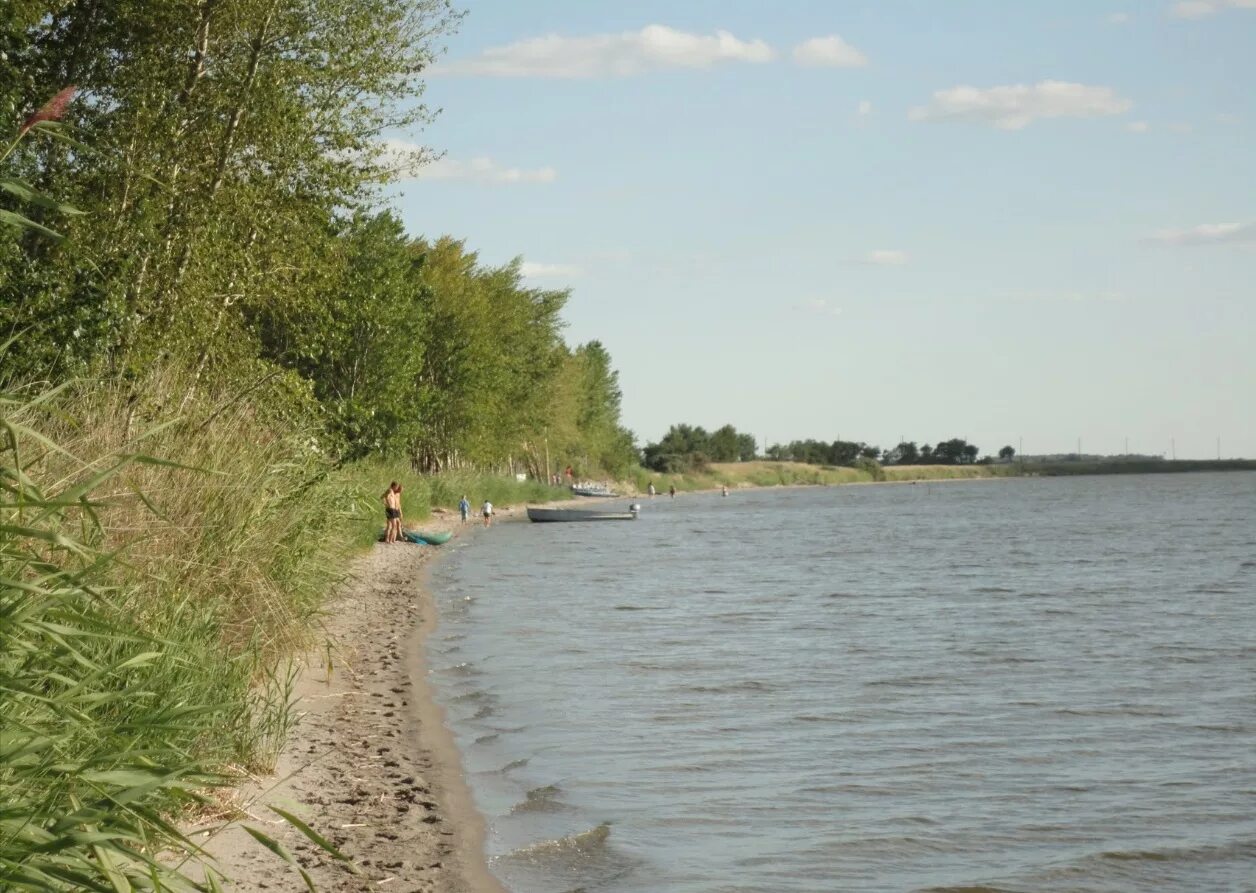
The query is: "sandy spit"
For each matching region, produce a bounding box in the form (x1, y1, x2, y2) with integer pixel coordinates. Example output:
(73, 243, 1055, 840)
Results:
(191, 531, 504, 892)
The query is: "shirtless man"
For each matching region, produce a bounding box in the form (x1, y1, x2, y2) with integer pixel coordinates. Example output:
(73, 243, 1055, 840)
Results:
(382, 482, 402, 543)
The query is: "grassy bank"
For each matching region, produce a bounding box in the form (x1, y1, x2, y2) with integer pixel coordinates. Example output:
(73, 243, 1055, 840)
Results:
(624, 460, 1017, 493)
(623, 457, 1254, 495)
(1, 374, 369, 888)
(0, 375, 568, 889)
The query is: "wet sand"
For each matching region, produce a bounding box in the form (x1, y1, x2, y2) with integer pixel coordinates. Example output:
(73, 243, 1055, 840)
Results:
(193, 529, 505, 892)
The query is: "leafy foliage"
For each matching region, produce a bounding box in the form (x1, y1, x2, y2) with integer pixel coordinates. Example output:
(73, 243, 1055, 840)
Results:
(642, 423, 756, 472)
(1, 1, 636, 476)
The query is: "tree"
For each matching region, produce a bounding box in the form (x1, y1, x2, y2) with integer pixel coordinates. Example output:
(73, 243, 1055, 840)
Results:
(735, 432, 757, 462)
(642, 423, 711, 472)
(708, 425, 741, 462)
(885, 441, 919, 465)
(254, 211, 424, 459)
(2, 0, 461, 390)
(932, 438, 980, 465)
(998, 445, 1016, 462)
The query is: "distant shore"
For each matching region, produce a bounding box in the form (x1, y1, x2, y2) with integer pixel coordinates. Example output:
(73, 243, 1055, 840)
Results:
(625, 458, 1256, 496)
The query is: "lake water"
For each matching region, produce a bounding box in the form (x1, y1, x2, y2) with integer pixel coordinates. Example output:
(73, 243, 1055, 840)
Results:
(426, 474, 1256, 892)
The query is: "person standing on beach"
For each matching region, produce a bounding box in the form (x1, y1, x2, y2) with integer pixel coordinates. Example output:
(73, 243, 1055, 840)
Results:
(669, 484, 676, 499)
(481, 499, 493, 527)
(647, 482, 656, 498)
(382, 482, 402, 544)
(458, 494, 471, 525)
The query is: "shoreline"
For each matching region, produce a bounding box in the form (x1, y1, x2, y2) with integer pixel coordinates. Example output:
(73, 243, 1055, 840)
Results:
(193, 539, 505, 893)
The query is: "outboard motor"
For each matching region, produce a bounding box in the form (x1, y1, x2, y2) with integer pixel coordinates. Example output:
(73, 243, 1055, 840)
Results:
(630, 503, 642, 518)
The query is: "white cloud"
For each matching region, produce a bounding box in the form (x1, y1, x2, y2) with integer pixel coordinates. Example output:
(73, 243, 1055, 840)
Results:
(432, 25, 774, 78)
(1126, 120, 1151, 132)
(864, 249, 908, 266)
(794, 298, 842, 317)
(382, 144, 556, 184)
(1147, 222, 1256, 246)
(792, 35, 868, 68)
(1171, 0, 1256, 18)
(1108, 12, 1132, 24)
(857, 100, 873, 117)
(909, 80, 1132, 130)
(520, 261, 581, 279)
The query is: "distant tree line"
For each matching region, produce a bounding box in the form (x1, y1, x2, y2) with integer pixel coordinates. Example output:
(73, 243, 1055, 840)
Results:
(643, 425, 989, 471)
(642, 424, 757, 472)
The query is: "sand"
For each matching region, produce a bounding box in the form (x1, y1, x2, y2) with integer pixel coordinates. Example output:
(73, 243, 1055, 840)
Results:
(191, 527, 505, 892)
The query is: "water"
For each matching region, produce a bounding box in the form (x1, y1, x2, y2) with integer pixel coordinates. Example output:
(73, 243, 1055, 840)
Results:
(427, 474, 1256, 892)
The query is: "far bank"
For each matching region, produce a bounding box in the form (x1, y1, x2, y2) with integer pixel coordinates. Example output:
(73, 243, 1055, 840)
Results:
(617, 458, 1256, 496)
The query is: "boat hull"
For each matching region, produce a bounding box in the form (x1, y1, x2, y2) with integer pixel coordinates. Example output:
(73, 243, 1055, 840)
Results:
(416, 530, 453, 545)
(527, 507, 638, 522)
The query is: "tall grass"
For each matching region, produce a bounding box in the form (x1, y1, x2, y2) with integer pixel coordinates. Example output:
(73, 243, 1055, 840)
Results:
(1, 383, 225, 888)
(0, 371, 367, 888)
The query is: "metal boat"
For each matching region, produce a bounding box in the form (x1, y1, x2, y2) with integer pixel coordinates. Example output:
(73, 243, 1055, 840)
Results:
(527, 505, 640, 522)
(571, 484, 618, 497)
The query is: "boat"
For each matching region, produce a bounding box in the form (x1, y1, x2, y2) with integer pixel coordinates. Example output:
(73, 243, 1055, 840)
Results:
(527, 505, 640, 523)
(571, 484, 618, 498)
(402, 530, 453, 545)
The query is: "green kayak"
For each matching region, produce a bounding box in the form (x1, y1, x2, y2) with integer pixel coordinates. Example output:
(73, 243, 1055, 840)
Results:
(401, 529, 452, 545)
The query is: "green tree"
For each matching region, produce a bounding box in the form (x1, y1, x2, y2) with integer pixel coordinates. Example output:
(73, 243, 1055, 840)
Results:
(254, 211, 424, 459)
(2, 0, 460, 389)
(643, 423, 711, 472)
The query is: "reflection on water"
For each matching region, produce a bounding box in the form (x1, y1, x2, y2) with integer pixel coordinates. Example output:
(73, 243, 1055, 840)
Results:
(428, 473, 1256, 893)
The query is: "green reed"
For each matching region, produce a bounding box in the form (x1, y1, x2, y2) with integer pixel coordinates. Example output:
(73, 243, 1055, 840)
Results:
(0, 372, 360, 888)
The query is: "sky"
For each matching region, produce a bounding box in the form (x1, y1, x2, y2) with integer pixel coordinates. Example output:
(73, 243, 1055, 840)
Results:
(386, 0, 1254, 459)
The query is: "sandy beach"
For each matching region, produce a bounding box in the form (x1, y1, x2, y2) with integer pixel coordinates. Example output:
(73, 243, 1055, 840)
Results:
(193, 529, 504, 892)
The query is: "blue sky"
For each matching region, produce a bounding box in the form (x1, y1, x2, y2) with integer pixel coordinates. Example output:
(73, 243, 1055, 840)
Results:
(387, 0, 1254, 459)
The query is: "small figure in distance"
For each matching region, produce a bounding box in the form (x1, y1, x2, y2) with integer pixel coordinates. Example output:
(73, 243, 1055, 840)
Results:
(458, 494, 471, 525)
(647, 481, 656, 498)
(669, 484, 676, 499)
(721, 485, 729, 497)
(482, 499, 494, 528)
(382, 482, 402, 544)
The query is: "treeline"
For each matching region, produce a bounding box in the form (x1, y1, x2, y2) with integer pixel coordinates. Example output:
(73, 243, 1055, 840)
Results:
(644, 423, 989, 471)
(642, 423, 757, 471)
(0, 0, 635, 476)
(1, 4, 634, 888)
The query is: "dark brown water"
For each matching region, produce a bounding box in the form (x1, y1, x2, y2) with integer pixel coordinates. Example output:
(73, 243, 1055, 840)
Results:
(429, 473, 1256, 892)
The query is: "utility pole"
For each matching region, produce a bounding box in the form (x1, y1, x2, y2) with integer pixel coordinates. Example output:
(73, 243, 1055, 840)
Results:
(1077, 437, 1081, 456)
(1124, 436, 1129, 455)
(1171, 438, 1176, 461)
